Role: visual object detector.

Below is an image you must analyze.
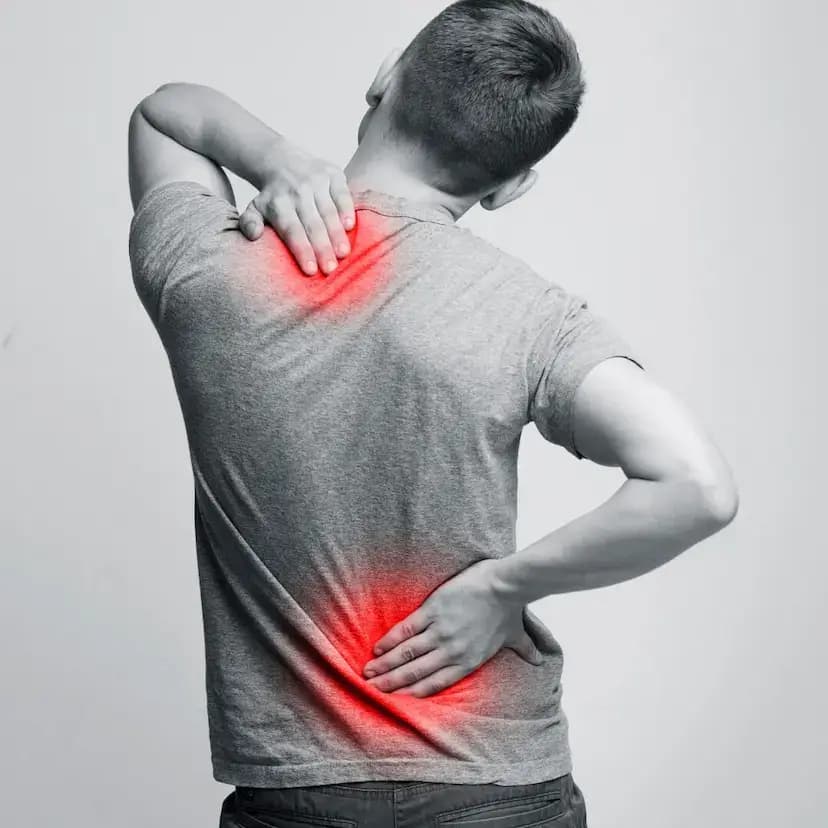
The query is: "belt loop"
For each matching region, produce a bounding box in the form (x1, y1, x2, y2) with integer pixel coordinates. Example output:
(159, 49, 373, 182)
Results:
(562, 773, 573, 806)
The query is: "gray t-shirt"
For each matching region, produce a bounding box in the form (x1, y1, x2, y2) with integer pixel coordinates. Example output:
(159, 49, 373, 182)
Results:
(129, 180, 643, 788)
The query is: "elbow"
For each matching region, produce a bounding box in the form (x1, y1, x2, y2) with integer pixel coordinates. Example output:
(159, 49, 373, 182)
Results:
(137, 83, 186, 115)
(138, 84, 174, 115)
(152, 81, 189, 96)
(691, 473, 740, 531)
(131, 94, 154, 125)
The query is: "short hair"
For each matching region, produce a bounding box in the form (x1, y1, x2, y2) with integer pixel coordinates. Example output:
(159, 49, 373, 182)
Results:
(388, 0, 585, 196)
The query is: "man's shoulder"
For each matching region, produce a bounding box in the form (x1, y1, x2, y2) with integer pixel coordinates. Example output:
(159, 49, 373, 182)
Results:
(130, 180, 238, 267)
(131, 179, 219, 229)
(426, 221, 552, 292)
(129, 180, 240, 317)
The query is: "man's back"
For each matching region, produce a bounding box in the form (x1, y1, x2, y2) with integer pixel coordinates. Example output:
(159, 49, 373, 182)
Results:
(129, 180, 641, 787)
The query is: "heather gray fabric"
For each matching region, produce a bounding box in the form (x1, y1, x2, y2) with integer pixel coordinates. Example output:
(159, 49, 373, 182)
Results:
(128, 180, 643, 788)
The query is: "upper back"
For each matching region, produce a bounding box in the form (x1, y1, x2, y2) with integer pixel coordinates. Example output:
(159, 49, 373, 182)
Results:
(129, 181, 635, 593)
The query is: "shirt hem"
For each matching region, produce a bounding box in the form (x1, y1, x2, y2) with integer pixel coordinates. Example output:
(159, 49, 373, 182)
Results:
(212, 754, 573, 788)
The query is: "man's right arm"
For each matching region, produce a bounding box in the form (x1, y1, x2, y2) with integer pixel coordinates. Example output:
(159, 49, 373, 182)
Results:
(492, 356, 739, 603)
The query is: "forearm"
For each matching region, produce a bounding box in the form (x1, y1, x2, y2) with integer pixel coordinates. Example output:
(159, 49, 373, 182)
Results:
(139, 83, 283, 188)
(492, 475, 733, 605)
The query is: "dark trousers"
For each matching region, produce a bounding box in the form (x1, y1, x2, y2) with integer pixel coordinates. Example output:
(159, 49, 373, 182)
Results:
(219, 772, 587, 827)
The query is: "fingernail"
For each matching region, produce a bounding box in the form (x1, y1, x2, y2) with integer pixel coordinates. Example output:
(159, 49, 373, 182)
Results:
(305, 261, 317, 275)
(324, 259, 337, 273)
(344, 216, 354, 230)
(364, 669, 376, 678)
(336, 243, 350, 257)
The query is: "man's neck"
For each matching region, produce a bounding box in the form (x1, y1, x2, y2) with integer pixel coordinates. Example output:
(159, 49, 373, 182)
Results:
(344, 146, 475, 223)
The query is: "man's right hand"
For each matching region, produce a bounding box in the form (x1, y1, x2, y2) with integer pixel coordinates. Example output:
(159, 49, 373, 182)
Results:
(239, 139, 356, 277)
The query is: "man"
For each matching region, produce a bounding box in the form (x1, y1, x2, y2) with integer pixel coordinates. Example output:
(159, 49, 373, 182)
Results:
(128, 2, 738, 825)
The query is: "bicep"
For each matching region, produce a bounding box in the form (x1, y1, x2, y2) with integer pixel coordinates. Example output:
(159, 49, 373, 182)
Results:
(128, 103, 234, 210)
(572, 357, 733, 485)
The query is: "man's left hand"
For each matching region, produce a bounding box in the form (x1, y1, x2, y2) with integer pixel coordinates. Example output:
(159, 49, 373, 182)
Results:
(239, 139, 355, 277)
(362, 559, 543, 698)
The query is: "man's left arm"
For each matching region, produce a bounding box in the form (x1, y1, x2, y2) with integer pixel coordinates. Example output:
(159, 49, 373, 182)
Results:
(128, 83, 355, 276)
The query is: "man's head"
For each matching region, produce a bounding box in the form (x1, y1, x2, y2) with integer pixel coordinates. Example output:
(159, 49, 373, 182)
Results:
(354, 0, 585, 212)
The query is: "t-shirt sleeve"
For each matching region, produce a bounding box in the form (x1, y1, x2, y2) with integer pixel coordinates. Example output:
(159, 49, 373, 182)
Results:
(526, 284, 645, 460)
(128, 180, 236, 326)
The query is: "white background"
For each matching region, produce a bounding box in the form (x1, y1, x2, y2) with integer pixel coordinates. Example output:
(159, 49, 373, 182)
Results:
(1, 1, 824, 825)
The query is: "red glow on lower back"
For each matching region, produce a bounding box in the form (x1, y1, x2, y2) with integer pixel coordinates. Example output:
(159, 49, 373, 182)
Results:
(306, 560, 490, 744)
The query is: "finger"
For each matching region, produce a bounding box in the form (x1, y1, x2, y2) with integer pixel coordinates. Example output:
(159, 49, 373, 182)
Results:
(508, 633, 543, 666)
(391, 664, 469, 699)
(261, 197, 318, 276)
(297, 191, 338, 275)
(329, 171, 356, 232)
(239, 201, 265, 240)
(363, 631, 436, 678)
(314, 185, 351, 260)
(372, 608, 432, 657)
(367, 647, 453, 693)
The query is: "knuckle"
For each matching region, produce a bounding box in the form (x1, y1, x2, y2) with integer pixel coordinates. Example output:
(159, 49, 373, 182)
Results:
(297, 184, 316, 205)
(399, 621, 415, 639)
(319, 204, 339, 224)
(445, 640, 464, 659)
(270, 208, 294, 230)
(268, 193, 290, 212)
(404, 666, 422, 684)
(400, 647, 416, 663)
(311, 172, 330, 189)
(422, 631, 439, 650)
(433, 624, 450, 643)
(279, 214, 302, 232)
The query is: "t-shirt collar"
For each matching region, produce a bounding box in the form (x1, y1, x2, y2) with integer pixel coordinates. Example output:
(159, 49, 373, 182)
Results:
(351, 189, 456, 226)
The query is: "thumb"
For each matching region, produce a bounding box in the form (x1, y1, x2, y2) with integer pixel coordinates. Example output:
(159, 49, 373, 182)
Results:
(508, 633, 543, 666)
(239, 200, 265, 240)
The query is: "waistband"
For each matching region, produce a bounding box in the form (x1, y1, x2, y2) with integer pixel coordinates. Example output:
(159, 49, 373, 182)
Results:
(237, 779, 442, 798)
(236, 773, 573, 801)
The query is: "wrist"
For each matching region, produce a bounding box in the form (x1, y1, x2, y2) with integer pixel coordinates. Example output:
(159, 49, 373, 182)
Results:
(249, 133, 292, 189)
(487, 557, 530, 607)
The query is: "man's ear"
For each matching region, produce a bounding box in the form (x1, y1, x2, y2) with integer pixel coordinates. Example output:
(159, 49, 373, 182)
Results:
(365, 47, 405, 108)
(480, 169, 539, 211)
